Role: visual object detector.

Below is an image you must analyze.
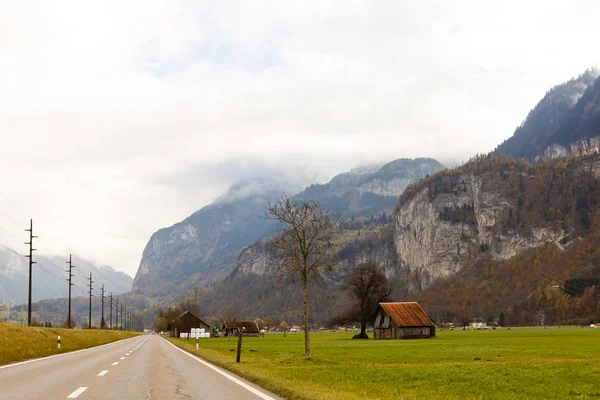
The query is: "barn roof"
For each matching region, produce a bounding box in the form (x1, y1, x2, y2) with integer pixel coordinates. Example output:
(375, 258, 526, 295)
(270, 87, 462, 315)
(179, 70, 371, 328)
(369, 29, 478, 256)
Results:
(379, 302, 435, 327)
(178, 311, 211, 327)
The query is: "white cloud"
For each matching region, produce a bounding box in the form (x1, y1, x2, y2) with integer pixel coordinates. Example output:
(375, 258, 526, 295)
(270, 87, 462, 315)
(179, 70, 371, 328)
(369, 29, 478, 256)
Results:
(0, 0, 599, 277)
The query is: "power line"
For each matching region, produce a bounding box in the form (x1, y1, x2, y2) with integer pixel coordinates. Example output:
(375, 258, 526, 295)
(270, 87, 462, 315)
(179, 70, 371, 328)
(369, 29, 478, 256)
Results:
(37, 263, 64, 281)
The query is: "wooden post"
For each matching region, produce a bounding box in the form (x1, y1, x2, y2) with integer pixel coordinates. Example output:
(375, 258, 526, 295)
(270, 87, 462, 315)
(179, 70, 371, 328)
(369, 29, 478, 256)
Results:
(236, 327, 245, 363)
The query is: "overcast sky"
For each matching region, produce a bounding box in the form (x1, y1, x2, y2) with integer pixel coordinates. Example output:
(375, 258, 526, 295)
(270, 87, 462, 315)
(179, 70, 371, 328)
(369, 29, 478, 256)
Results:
(1, 0, 599, 277)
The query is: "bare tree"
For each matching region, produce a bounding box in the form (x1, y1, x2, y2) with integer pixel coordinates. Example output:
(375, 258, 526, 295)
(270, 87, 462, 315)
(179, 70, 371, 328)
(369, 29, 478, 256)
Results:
(345, 261, 391, 339)
(266, 195, 339, 360)
(178, 300, 201, 317)
(219, 303, 240, 337)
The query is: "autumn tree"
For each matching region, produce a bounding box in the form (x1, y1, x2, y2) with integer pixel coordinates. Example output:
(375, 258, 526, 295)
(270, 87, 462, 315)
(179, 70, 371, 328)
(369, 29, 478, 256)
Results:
(280, 320, 289, 336)
(263, 316, 275, 329)
(266, 195, 339, 360)
(153, 316, 167, 333)
(345, 261, 391, 338)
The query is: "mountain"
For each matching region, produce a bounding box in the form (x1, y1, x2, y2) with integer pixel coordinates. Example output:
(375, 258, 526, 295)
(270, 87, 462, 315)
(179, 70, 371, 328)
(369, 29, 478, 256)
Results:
(0, 247, 132, 304)
(497, 69, 600, 160)
(132, 158, 445, 300)
(132, 179, 292, 298)
(296, 158, 445, 218)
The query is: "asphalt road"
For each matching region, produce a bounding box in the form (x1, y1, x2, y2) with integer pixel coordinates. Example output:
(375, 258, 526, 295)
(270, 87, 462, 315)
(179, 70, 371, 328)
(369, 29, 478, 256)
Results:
(0, 334, 280, 400)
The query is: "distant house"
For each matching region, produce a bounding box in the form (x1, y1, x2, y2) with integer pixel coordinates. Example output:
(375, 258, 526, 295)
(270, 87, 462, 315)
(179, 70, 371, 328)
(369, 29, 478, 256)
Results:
(290, 325, 301, 332)
(470, 322, 488, 330)
(169, 311, 211, 337)
(373, 302, 436, 339)
(222, 320, 261, 337)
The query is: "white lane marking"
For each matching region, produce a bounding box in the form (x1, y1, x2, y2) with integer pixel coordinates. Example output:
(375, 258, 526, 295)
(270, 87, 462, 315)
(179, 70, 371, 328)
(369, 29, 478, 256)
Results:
(0, 336, 145, 370)
(125, 353, 130, 355)
(112, 362, 119, 366)
(162, 338, 276, 400)
(120, 357, 125, 360)
(67, 387, 88, 398)
(97, 370, 109, 376)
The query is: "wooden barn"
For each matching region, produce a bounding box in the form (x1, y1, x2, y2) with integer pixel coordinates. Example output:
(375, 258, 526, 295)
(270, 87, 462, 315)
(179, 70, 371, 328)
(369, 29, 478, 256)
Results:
(169, 311, 211, 336)
(222, 320, 261, 337)
(373, 302, 436, 339)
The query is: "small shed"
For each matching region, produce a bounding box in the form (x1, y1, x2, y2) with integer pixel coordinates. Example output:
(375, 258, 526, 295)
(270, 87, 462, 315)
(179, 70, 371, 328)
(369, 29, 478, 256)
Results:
(373, 302, 435, 339)
(222, 320, 261, 337)
(171, 311, 211, 336)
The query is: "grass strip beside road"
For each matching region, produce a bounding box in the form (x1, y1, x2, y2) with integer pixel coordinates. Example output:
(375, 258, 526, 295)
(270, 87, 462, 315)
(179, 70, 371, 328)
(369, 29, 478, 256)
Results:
(0, 323, 139, 365)
(167, 328, 600, 400)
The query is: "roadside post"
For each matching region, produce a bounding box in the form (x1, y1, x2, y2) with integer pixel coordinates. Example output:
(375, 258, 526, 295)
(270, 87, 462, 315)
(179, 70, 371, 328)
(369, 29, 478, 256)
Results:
(57, 335, 61, 350)
(196, 336, 199, 350)
(236, 326, 246, 363)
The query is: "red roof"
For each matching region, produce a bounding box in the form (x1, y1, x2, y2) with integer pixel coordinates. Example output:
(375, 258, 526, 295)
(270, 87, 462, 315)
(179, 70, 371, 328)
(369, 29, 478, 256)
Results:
(379, 302, 434, 327)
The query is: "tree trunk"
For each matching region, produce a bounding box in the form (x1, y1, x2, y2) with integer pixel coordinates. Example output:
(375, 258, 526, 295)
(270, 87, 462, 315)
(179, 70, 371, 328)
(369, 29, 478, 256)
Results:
(303, 275, 310, 360)
(360, 322, 367, 337)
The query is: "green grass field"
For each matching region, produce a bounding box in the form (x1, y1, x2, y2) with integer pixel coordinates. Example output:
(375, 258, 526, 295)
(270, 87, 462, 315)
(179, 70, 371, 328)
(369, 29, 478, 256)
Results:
(169, 327, 600, 399)
(0, 323, 139, 365)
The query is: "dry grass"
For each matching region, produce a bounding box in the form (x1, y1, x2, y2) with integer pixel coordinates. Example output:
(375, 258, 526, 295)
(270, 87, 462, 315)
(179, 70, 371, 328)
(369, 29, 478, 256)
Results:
(0, 323, 139, 365)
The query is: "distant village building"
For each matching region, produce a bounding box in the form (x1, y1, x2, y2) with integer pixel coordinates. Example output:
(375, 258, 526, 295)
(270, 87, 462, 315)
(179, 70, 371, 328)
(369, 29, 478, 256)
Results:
(373, 302, 436, 339)
(469, 321, 488, 330)
(168, 311, 211, 337)
(222, 320, 261, 337)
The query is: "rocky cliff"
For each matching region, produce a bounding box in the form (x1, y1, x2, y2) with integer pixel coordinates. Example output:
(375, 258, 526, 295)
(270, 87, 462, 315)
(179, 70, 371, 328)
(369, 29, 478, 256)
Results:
(394, 153, 600, 291)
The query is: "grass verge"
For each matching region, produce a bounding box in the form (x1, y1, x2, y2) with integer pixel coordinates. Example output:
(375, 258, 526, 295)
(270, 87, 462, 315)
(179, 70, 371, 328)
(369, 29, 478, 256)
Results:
(167, 327, 600, 400)
(0, 323, 139, 365)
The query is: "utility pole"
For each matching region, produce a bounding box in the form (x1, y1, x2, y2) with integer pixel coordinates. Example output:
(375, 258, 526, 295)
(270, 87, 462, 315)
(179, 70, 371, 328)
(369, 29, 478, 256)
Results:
(87, 273, 93, 329)
(115, 298, 119, 330)
(109, 293, 113, 330)
(123, 303, 126, 331)
(101, 284, 105, 329)
(24, 219, 37, 326)
(120, 303, 123, 331)
(65, 255, 75, 329)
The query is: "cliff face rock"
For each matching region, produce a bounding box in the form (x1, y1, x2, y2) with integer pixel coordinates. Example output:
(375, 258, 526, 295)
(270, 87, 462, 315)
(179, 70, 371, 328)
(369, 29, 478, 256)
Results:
(392, 154, 590, 291)
(356, 177, 412, 197)
(394, 181, 564, 290)
(233, 227, 404, 288)
(297, 158, 445, 218)
(535, 135, 600, 161)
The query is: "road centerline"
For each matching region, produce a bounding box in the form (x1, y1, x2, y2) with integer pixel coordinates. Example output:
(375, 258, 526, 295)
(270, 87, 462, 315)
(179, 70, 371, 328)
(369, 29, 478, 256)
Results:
(112, 362, 119, 366)
(97, 370, 108, 377)
(67, 387, 88, 398)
